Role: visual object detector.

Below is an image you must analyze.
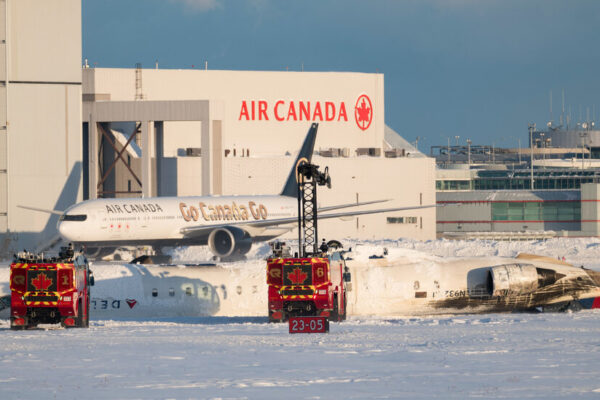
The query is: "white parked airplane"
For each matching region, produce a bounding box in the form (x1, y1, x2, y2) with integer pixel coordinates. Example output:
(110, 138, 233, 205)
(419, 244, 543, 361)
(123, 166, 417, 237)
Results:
(51, 123, 436, 260)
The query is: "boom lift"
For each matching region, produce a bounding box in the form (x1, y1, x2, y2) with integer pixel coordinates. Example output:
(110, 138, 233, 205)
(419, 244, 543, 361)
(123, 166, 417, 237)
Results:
(267, 160, 351, 323)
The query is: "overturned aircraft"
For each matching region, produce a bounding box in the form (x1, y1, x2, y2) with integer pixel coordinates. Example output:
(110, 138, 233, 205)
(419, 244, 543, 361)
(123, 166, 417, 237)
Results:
(1, 252, 598, 319)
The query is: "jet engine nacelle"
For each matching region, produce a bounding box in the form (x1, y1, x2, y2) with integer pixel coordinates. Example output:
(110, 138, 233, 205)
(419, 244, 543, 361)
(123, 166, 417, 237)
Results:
(489, 264, 559, 296)
(208, 227, 252, 258)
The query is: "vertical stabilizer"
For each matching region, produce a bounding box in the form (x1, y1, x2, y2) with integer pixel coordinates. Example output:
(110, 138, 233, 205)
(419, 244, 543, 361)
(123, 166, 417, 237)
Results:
(280, 123, 319, 198)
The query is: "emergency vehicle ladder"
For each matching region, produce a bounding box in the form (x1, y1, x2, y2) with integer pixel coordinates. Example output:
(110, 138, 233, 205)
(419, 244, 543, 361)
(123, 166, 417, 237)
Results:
(297, 162, 331, 257)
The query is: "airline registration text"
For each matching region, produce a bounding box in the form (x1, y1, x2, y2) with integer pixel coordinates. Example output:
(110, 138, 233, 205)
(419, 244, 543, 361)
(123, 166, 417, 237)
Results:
(180, 201, 268, 222)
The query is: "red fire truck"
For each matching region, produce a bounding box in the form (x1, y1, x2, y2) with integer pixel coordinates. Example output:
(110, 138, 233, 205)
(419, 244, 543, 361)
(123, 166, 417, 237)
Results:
(267, 243, 351, 323)
(9, 245, 94, 330)
(267, 128, 351, 324)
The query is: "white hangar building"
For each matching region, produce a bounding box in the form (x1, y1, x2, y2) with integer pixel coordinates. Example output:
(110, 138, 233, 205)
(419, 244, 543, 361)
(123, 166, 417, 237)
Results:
(82, 67, 436, 245)
(0, 0, 82, 259)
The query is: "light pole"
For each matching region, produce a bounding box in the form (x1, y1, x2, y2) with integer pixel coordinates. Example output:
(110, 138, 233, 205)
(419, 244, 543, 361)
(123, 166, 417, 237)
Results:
(545, 137, 551, 169)
(539, 132, 545, 165)
(580, 126, 588, 170)
(466, 139, 472, 167)
(528, 123, 535, 189)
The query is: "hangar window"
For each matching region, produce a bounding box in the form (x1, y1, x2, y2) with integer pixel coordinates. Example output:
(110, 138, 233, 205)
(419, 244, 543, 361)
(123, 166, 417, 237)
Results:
(387, 217, 417, 224)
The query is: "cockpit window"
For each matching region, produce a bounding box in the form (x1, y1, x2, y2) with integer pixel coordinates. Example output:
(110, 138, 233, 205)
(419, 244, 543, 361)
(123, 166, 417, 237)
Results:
(60, 214, 87, 221)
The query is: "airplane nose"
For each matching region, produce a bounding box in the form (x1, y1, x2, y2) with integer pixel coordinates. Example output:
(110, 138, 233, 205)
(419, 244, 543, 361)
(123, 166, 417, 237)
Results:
(58, 217, 75, 240)
(57, 218, 68, 238)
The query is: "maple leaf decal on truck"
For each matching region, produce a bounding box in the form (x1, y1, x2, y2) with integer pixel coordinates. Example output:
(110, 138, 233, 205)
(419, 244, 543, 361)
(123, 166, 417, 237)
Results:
(287, 267, 308, 285)
(31, 273, 53, 291)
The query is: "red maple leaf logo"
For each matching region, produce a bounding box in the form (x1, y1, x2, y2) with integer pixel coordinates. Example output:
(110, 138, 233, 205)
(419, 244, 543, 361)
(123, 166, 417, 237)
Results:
(287, 267, 308, 285)
(355, 94, 373, 131)
(31, 273, 53, 291)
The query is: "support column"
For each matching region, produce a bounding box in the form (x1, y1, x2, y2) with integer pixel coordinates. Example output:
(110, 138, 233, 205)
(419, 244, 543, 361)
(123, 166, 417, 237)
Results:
(88, 115, 98, 200)
(141, 120, 154, 198)
(201, 118, 211, 195)
(212, 120, 222, 195)
(154, 121, 163, 196)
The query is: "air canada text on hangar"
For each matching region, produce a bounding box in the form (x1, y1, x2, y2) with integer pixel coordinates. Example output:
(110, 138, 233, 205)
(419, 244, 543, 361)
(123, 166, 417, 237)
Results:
(237, 94, 373, 131)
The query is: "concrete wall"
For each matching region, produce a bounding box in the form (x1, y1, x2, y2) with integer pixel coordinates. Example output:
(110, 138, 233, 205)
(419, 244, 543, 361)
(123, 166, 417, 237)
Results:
(0, 0, 82, 258)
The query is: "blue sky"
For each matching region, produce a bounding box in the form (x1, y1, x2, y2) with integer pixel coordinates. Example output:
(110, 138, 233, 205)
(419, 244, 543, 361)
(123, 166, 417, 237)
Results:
(83, 0, 600, 153)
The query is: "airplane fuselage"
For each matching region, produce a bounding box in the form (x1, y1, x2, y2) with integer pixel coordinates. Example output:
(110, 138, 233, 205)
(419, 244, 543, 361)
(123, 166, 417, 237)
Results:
(36, 254, 600, 320)
(58, 195, 297, 248)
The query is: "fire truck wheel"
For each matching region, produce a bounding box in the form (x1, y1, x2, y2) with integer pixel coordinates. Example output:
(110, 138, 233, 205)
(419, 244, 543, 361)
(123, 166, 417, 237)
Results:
(330, 294, 340, 322)
(268, 310, 283, 323)
(83, 295, 90, 328)
(73, 299, 84, 328)
(10, 321, 26, 330)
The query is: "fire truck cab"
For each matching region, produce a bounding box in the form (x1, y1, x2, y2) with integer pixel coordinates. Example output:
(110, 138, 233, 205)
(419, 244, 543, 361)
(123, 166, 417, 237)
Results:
(267, 242, 351, 322)
(10, 245, 94, 330)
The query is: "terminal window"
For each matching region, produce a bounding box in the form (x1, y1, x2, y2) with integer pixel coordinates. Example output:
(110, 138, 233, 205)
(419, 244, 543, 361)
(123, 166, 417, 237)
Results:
(491, 201, 580, 222)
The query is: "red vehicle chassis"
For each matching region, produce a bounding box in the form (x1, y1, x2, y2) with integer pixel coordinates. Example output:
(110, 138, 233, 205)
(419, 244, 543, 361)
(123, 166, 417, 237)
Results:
(267, 255, 350, 322)
(10, 254, 93, 329)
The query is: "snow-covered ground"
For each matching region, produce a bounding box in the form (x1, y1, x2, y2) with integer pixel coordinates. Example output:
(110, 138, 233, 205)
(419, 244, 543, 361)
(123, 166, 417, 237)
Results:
(2, 238, 600, 399)
(1, 313, 600, 399)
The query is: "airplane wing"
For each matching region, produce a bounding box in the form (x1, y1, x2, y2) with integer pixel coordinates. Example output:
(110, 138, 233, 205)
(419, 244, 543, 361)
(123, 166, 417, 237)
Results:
(317, 199, 391, 212)
(180, 203, 438, 237)
(17, 205, 64, 216)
